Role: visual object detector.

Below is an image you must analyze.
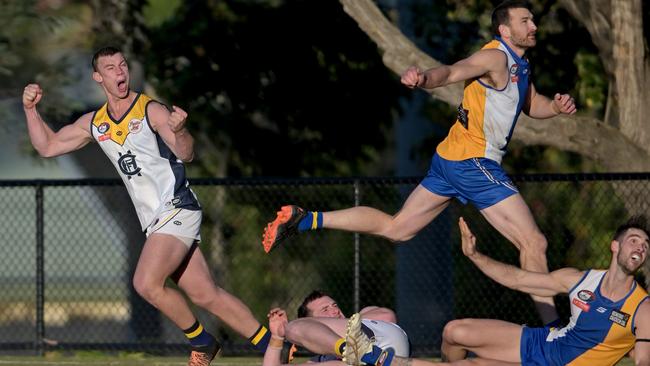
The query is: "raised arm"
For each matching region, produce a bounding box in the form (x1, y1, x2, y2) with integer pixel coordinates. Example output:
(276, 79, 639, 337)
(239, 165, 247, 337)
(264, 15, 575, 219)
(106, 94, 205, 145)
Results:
(523, 82, 577, 119)
(23, 84, 93, 157)
(263, 308, 290, 366)
(401, 49, 507, 90)
(459, 217, 583, 296)
(146, 101, 194, 162)
(633, 300, 650, 366)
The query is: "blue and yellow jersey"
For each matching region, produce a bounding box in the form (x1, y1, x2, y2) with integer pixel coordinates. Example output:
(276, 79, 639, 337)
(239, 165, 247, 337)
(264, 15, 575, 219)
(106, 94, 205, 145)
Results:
(90, 93, 200, 230)
(543, 270, 648, 365)
(436, 37, 530, 164)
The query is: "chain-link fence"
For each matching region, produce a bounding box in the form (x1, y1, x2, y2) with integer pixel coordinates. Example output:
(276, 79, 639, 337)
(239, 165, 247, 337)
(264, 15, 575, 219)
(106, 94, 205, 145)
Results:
(1, 174, 650, 357)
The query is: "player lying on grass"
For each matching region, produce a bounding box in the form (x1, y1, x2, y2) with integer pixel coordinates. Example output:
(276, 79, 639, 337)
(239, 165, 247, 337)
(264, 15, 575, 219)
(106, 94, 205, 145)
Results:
(263, 291, 409, 366)
(345, 216, 650, 366)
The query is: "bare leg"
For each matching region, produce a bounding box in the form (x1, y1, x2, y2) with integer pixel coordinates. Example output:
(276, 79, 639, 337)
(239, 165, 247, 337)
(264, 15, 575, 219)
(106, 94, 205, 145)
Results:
(441, 319, 522, 363)
(480, 194, 557, 323)
(132, 233, 199, 329)
(323, 184, 452, 242)
(176, 246, 261, 338)
(284, 317, 348, 355)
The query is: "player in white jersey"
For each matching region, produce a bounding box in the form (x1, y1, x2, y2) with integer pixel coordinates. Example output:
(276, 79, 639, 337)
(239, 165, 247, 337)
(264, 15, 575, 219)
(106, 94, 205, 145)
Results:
(262, 291, 409, 366)
(22, 46, 272, 366)
(263, 0, 576, 325)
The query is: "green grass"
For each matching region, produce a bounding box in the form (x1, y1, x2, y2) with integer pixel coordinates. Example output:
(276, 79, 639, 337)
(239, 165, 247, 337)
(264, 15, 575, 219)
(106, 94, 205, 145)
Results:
(0, 355, 637, 366)
(0, 355, 262, 366)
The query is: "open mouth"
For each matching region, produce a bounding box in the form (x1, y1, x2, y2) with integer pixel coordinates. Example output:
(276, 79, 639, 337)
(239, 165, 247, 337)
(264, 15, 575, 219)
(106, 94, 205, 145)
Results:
(117, 79, 127, 92)
(631, 253, 641, 261)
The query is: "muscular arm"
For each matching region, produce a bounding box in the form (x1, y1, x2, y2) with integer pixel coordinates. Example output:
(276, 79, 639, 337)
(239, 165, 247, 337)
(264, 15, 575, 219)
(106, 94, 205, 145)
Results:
(469, 253, 582, 296)
(402, 49, 507, 90)
(633, 301, 650, 366)
(524, 83, 577, 119)
(147, 101, 195, 162)
(23, 84, 93, 157)
(459, 217, 583, 296)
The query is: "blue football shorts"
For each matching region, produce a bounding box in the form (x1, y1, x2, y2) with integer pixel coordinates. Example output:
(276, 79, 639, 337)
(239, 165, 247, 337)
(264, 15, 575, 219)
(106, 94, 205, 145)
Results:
(520, 326, 551, 366)
(420, 153, 518, 210)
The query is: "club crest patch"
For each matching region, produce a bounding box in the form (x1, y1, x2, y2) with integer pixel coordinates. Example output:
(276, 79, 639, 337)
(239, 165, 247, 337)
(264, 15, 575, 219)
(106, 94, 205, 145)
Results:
(98, 122, 110, 134)
(577, 290, 595, 302)
(128, 118, 144, 134)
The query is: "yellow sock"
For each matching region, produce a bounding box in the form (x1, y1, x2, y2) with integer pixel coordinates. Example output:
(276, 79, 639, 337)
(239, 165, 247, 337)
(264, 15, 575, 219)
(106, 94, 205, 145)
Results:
(334, 338, 346, 357)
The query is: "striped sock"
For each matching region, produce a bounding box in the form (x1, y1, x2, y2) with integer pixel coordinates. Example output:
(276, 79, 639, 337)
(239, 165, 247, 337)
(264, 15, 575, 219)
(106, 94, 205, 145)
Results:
(249, 325, 271, 351)
(298, 211, 323, 232)
(334, 338, 346, 357)
(184, 321, 214, 347)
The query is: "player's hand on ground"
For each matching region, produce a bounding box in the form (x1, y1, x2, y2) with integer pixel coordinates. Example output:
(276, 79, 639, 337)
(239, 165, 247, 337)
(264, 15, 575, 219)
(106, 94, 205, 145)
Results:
(167, 105, 188, 133)
(459, 217, 478, 258)
(401, 66, 425, 89)
(552, 93, 576, 115)
(268, 307, 288, 338)
(23, 84, 43, 109)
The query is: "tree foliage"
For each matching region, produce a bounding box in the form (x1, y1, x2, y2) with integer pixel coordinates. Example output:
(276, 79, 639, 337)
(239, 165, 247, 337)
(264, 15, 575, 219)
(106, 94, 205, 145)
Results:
(143, 0, 403, 178)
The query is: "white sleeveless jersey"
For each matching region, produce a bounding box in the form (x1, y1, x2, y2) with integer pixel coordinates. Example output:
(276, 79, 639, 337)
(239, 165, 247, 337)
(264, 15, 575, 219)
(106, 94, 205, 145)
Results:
(90, 93, 200, 230)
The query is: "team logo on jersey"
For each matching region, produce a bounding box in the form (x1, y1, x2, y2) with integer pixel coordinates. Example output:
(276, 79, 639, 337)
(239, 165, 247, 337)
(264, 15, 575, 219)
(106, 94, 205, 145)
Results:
(117, 150, 142, 179)
(457, 103, 469, 129)
(596, 307, 607, 313)
(577, 290, 595, 302)
(128, 118, 144, 134)
(609, 309, 630, 327)
(509, 64, 520, 82)
(172, 197, 181, 205)
(98, 122, 110, 134)
(572, 298, 590, 312)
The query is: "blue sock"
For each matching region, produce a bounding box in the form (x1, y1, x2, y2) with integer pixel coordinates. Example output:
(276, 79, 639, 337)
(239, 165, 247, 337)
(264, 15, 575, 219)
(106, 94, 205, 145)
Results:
(249, 325, 271, 351)
(184, 321, 214, 347)
(361, 346, 395, 366)
(298, 211, 323, 232)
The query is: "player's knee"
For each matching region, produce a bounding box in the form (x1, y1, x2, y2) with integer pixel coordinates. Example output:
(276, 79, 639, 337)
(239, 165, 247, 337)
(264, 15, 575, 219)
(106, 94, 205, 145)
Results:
(284, 319, 308, 341)
(132, 276, 163, 304)
(442, 319, 472, 345)
(187, 286, 220, 309)
(520, 231, 548, 254)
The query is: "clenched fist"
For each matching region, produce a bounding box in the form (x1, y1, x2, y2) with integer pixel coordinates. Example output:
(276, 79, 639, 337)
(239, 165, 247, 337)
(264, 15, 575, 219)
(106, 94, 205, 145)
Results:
(401, 66, 425, 89)
(552, 93, 577, 115)
(23, 84, 43, 109)
(168, 105, 188, 133)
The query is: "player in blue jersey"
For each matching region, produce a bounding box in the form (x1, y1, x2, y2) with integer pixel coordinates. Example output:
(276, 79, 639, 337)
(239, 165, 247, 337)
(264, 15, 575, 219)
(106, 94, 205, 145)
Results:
(346, 216, 650, 366)
(263, 0, 577, 326)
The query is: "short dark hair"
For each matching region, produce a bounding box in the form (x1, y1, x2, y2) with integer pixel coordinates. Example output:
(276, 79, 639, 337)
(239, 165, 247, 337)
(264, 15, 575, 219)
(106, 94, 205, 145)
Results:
(92, 46, 123, 71)
(613, 215, 650, 242)
(491, 0, 533, 36)
(297, 290, 328, 318)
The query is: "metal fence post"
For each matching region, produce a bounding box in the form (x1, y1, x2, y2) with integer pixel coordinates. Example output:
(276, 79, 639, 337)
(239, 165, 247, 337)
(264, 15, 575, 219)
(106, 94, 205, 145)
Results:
(353, 179, 360, 313)
(35, 182, 45, 356)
